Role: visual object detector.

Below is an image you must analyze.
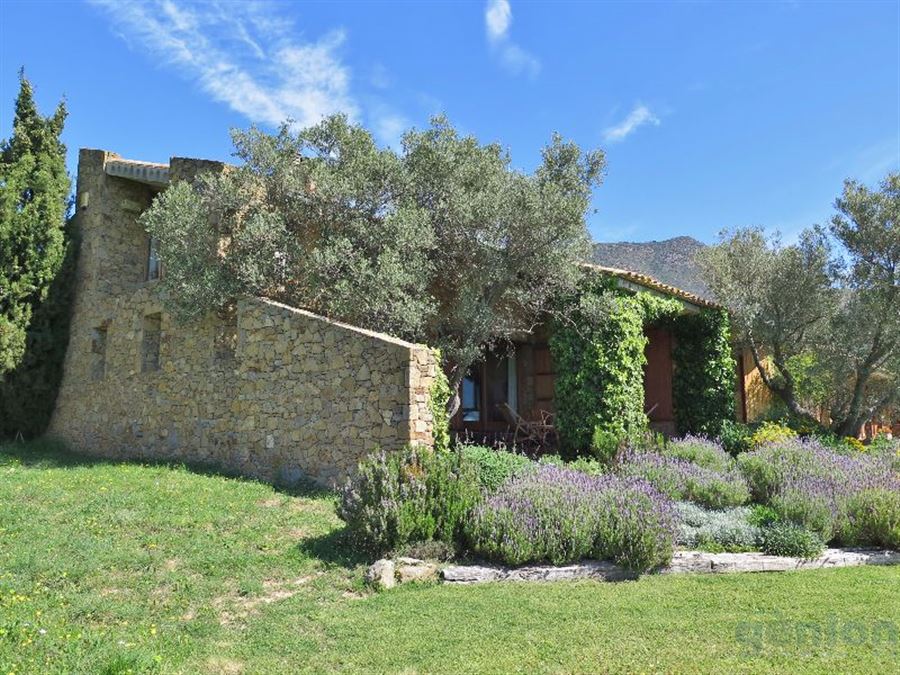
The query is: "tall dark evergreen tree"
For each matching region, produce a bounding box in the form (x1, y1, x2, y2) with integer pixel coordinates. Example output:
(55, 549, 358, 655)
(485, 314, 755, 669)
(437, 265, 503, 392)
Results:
(0, 71, 73, 438)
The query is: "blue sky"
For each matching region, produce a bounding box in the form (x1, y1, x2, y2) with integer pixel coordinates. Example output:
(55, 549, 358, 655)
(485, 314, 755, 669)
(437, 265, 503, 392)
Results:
(1, 0, 898, 244)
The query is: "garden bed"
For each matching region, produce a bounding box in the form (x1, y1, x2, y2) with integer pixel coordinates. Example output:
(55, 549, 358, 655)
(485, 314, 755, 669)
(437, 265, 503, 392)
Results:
(440, 548, 900, 584)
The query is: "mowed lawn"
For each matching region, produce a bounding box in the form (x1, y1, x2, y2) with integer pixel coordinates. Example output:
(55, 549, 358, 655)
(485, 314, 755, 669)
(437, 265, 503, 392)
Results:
(1, 442, 898, 674)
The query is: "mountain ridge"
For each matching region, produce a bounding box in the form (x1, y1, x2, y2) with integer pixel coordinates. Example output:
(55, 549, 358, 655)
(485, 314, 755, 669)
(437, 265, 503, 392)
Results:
(591, 236, 711, 299)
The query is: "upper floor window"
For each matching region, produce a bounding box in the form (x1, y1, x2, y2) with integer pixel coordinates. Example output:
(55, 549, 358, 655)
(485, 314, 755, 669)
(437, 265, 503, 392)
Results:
(147, 235, 161, 281)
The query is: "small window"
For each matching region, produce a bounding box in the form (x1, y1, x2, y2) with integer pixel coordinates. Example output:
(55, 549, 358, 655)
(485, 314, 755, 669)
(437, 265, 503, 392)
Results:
(90, 326, 108, 381)
(146, 235, 161, 281)
(141, 313, 161, 372)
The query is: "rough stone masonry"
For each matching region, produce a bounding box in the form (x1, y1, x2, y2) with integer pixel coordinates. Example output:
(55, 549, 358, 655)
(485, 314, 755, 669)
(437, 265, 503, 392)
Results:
(48, 149, 438, 486)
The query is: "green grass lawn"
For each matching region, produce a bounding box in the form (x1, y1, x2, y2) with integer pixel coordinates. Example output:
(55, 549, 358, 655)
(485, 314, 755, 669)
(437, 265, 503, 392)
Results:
(1, 441, 898, 674)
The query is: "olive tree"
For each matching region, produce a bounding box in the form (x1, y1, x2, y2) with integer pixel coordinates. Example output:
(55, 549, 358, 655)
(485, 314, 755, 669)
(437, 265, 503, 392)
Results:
(402, 118, 604, 411)
(824, 174, 899, 436)
(142, 115, 604, 414)
(697, 226, 836, 424)
(698, 173, 899, 436)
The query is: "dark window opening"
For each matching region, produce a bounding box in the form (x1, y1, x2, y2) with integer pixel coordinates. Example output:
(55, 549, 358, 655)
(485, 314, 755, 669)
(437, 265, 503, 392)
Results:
(486, 355, 510, 423)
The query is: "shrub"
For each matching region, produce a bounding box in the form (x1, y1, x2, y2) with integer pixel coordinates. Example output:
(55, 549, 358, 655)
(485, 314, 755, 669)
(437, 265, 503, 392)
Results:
(663, 436, 733, 473)
(590, 426, 624, 465)
(747, 504, 781, 528)
(868, 434, 900, 473)
(842, 436, 867, 453)
(813, 432, 866, 455)
(758, 522, 825, 559)
(337, 446, 480, 554)
(737, 438, 899, 541)
(841, 489, 900, 550)
(717, 419, 752, 455)
(391, 539, 457, 562)
(749, 421, 797, 448)
(458, 445, 534, 493)
(674, 502, 760, 552)
(566, 456, 607, 476)
(465, 465, 677, 572)
(537, 454, 606, 476)
(616, 450, 750, 509)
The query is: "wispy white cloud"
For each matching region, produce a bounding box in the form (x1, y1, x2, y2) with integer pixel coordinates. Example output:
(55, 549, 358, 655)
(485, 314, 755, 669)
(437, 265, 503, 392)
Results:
(484, 0, 540, 78)
(603, 104, 660, 143)
(89, 0, 358, 129)
(369, 104, 409, 150)
(485, 0, 511, 41)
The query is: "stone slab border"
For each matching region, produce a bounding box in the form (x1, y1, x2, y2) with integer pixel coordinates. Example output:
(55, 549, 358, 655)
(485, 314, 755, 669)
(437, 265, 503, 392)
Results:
(440, 548, 900, 584)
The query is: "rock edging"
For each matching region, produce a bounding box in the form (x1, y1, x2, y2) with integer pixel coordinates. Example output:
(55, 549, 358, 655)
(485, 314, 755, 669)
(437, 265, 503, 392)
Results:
(366, 557, 440, 590)
(439, 548, 900, 585)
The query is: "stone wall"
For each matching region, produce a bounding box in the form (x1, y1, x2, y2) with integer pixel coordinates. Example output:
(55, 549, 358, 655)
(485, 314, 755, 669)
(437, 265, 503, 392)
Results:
(49, 149, 438, 486)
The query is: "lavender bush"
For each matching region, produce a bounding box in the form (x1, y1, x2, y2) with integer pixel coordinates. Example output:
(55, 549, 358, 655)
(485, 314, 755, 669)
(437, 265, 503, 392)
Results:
(465, 465, 677, 572)
(663, 436, 734, 473)
(738, 438, 900, 544)
(616, 450, 750, 509)
(337, 446, 480, 554)
(841, 489, 900, 550)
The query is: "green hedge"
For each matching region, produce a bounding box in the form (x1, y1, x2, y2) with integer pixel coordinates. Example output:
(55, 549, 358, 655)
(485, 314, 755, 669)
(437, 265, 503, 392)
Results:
(671, 308, 736, 438)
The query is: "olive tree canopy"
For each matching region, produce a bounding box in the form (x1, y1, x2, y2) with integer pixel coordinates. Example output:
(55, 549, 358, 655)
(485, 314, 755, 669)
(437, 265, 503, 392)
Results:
(698, 173, 899, 436)
(142, 115, 605, 413)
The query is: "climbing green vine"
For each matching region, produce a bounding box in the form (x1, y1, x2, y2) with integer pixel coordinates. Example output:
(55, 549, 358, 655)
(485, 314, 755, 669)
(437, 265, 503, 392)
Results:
(671, 308, 735, 437)
(428, 349, 452, 452)
(550, 270, 735, 459)
(549, 275, 681, 461)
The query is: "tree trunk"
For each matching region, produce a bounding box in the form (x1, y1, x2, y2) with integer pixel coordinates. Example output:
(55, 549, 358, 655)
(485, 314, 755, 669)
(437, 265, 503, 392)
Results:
(746, 336, 819, 426)
(445, 367, 465, 419)
(831, 367, 871, 437)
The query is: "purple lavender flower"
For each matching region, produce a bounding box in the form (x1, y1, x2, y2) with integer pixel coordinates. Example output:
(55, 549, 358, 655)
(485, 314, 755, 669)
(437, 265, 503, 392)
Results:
(738, 438, 900, 542)
(465, 465, 677, 572)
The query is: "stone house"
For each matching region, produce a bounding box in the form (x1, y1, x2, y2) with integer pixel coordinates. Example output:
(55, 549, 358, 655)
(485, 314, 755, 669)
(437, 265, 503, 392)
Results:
(50, 148, 772, 485)
(49, 150, 439, 486)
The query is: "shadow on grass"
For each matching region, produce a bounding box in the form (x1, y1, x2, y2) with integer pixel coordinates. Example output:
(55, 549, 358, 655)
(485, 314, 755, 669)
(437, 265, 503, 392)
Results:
(298, 527, 370, 570)
(0, 437, 331, 499)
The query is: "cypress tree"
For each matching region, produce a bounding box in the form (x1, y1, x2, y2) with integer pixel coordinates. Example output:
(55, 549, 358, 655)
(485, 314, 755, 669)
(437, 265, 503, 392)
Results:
(0, 70, 72, 438)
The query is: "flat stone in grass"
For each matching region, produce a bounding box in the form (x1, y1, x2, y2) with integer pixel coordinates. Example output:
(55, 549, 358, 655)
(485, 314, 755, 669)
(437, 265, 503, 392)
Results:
(442, 560, 637, 584)
(366, 557, 440, 588)
(440, 548, 900, 585)
(663, 548, 900, 575)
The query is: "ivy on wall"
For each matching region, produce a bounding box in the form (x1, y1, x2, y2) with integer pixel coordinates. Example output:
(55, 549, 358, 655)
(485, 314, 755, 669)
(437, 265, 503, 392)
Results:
(549, 275, 682, 460)
(549, 271, 735, 459)
(428, 348, 452, 452)
(671, 308, 736, 437)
